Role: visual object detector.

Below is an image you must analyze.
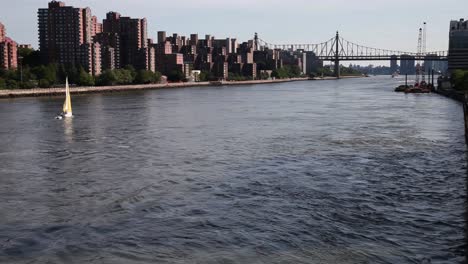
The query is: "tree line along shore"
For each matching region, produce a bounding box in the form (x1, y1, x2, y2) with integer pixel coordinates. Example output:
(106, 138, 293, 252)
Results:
(0, 47, 364, 91)
(0, 76, 367, 99)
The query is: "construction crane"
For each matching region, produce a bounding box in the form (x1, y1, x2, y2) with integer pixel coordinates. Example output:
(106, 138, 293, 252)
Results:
(416, 27, 423, 85)
(422, 22, 427, 83)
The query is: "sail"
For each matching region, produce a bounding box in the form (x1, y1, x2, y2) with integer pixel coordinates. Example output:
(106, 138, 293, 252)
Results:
(62, 78, 72, 117)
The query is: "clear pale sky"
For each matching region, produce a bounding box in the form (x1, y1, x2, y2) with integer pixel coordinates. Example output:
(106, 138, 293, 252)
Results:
(0, 0, 467, 53)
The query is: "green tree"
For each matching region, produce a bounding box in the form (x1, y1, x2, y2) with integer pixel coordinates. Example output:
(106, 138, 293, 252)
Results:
(167, 70, 184, 82)
(228, 72, 247, 81)
(114, 69, 134, 84)
(135, 70, 157, 84)
(6, 79, 18, 89)
(19, 67, 37, 88)
(289, 65, 302, 77)
(0, 78, 6, 89)
(66, 65, 80, 84)
(259, 72, 270, 80)
(340, 65, 362, 76)
(272, 67, 289, 79)
(77, 68, 95, 86)
(33, 64, 56, 85)
(317, 67, 333, 77)
(124, 65, 137, 81)
(452, 70, 468, 90)
(3, 69, 18, 81)
(18, 47, 41, 67)
(153, 71, 162, 83)
(38, 79, 50, 88)
(96, 70, 117, 86)
(198, 71, 207, 82)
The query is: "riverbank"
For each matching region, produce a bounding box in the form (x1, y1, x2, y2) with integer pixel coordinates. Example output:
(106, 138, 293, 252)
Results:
(0, 75, 365, 99)
(311, 75, 365, 80)
(0, 78, 306, 99)
(434, 87, 465, 102)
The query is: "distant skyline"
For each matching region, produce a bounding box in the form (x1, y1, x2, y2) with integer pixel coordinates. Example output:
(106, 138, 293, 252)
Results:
(1, 0, 467, 62)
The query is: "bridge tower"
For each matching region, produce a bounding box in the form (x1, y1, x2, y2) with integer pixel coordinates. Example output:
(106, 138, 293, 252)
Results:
(334, 31, 340, 78)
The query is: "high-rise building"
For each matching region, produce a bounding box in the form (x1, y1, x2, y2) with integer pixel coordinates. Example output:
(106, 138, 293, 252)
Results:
(181, 36, 187, 46)
(225, 38, 232, 54)
(205, 35, 212, 48)
(94, 32, 120, 70)
(190, 34, 198, 46)
(231, 39, 238, 53)
(156, 53, 184, 76)
(0, 38, 18, 70)
(18, 44, 33, 49)
(305, 51, 322, 74)
(0, 22, 5, 43)
(91, 16, 103, 37)
(0, 22, 18, 70)
(38, 1, 100, 75)
(400, 55, 416, 75)
(79, 42, 101, 76)
(147, 45, 155, 72)
(102, 12, 149, 70)
(390, 55, 398, 73)
(424, 54, 448, 74)
(157, 31, 166, 44)
(448, 18, 468, 72)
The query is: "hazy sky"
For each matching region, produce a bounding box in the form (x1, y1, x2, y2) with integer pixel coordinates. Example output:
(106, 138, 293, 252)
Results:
(0, 0, 467, 54)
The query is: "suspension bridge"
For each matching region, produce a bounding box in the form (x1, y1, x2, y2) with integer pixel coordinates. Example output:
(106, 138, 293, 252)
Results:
(256, 31, 448, 77)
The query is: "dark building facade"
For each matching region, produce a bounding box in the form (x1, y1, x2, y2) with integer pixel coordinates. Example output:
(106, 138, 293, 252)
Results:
(400, 55, 416, 75)
(157, 31, 166, 44)
(390, 55, 398, 73)
(102, 12, 149, 70)
(448, 18, 468, 72)
(38, 1, 100, 75)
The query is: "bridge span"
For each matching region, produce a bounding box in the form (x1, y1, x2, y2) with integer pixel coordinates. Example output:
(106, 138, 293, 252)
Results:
(256, 32, 448, 77)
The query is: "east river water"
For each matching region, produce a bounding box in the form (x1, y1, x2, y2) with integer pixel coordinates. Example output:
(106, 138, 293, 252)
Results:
(0, 76, 466, 263)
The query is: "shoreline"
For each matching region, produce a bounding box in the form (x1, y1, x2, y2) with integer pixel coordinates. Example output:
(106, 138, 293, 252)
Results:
(0, 75, 364, 99)
(434, 87, 465, 103)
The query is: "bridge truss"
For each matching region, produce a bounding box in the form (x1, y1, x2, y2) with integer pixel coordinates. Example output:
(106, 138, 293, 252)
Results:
(256, 32, 448, 61)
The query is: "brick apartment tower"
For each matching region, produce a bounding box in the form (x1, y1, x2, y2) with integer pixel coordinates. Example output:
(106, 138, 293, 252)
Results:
(101, 12, 150, 70)
(0, 22, 5, 43)
(38, 1, 101, 75)
(0, 22, 18, 70)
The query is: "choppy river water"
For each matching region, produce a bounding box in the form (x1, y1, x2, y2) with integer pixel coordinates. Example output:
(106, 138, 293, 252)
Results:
(0, 76, 466, 263)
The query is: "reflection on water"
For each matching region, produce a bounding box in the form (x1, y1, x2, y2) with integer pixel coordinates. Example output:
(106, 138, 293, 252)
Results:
(62, 117, 74, 143)
(0, 76, 466, 264)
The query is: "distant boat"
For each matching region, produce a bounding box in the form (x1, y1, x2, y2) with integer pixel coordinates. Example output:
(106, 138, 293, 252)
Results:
(56, 77, 73, 119)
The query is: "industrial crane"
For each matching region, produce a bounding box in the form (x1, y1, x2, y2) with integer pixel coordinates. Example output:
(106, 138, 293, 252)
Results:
(416, 27, 423, 85)
(416, 22, 427, 86)
(422, 22, 427, 83)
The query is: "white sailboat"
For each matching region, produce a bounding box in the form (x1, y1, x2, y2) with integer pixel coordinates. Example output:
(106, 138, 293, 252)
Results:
(56, 77, 73, 119)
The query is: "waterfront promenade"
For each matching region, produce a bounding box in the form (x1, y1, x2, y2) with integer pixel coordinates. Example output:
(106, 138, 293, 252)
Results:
(0, 78, 306, 98)
(0, 76, 365, 99)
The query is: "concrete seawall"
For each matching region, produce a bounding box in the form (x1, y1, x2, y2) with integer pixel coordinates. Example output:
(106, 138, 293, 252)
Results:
(0, 76, 365, 99)
(434, 88, 465, 103)
(0, 78, 311, 99)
